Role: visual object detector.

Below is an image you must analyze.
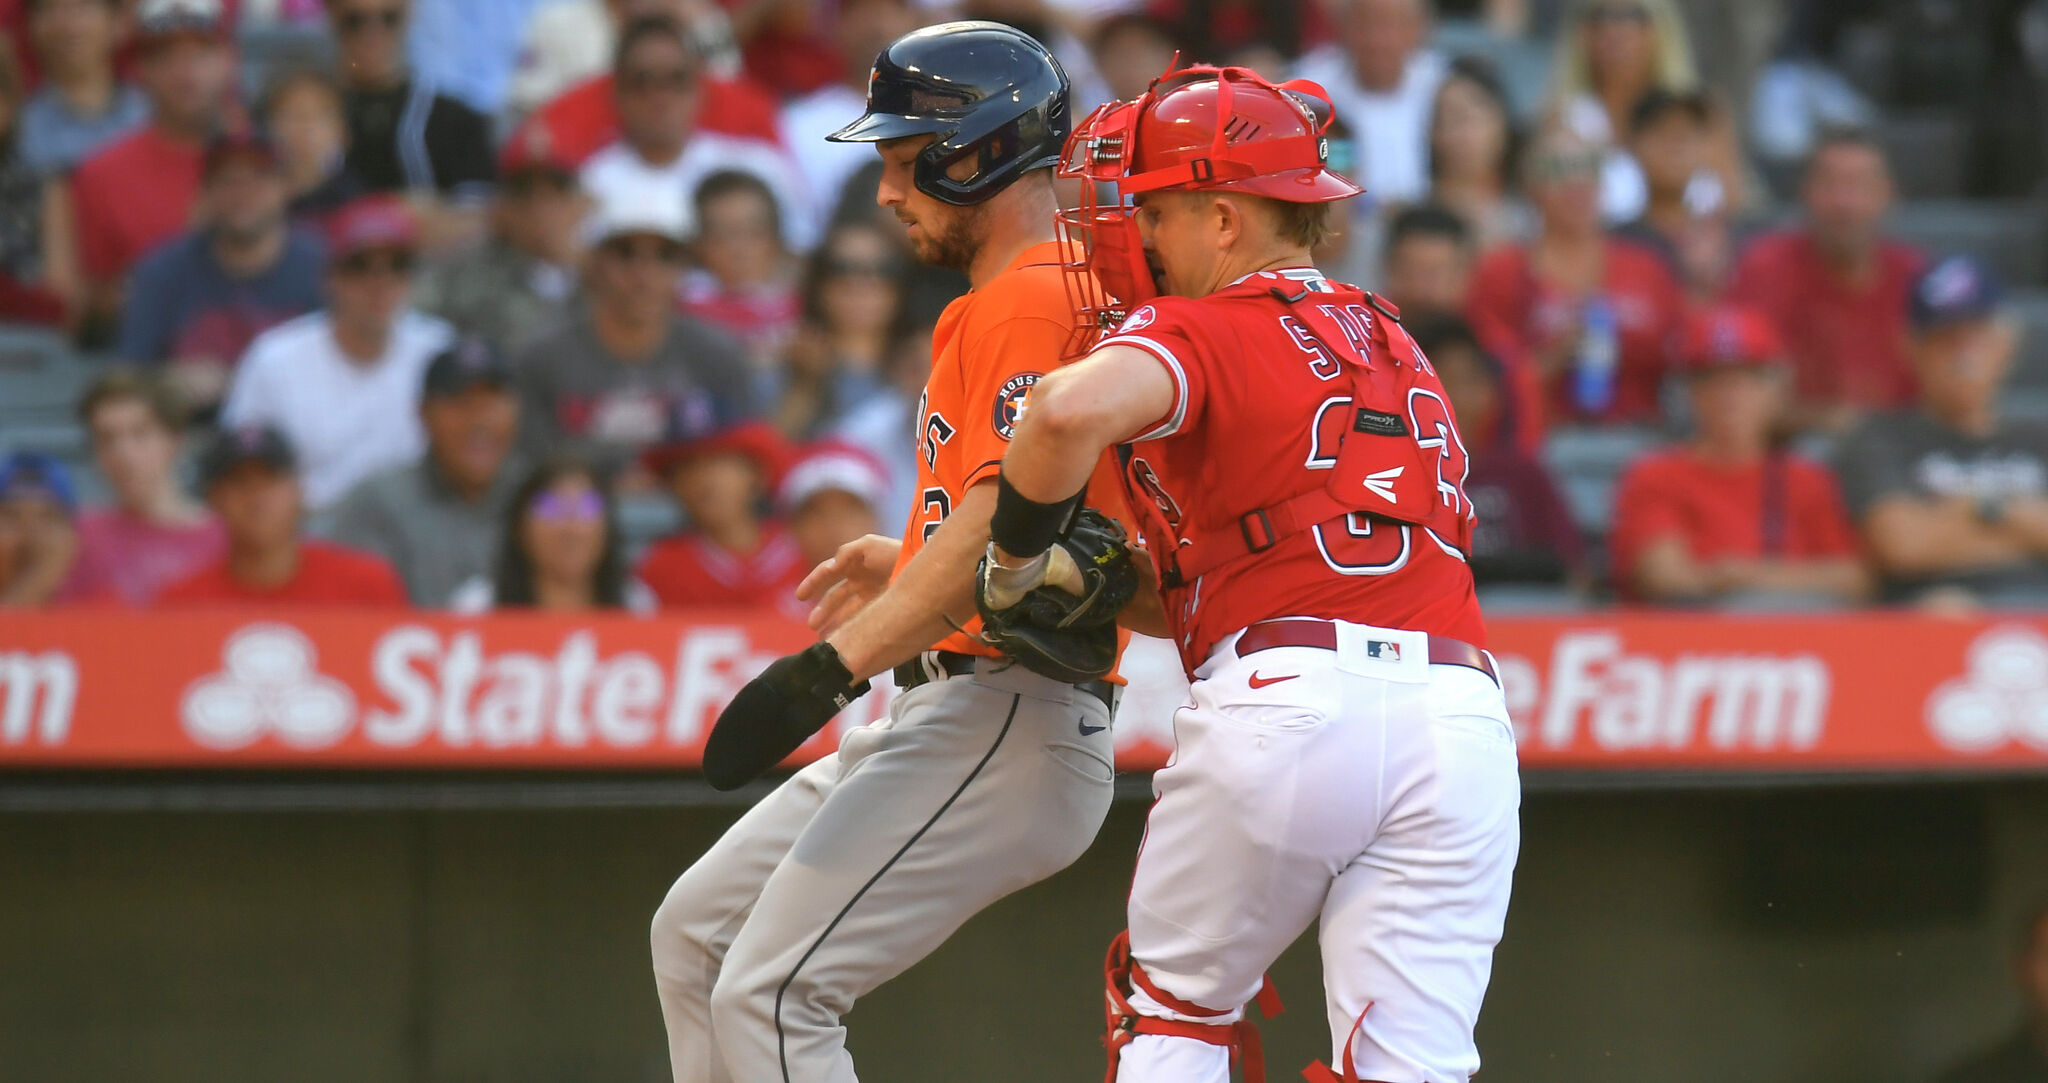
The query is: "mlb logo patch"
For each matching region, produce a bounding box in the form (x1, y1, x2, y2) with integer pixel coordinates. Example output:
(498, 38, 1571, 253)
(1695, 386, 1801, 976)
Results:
(1367, 640, 1401, 662)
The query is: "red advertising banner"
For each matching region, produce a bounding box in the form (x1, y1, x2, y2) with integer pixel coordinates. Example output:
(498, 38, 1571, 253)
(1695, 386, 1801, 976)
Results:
(1, 611, 2046, 772)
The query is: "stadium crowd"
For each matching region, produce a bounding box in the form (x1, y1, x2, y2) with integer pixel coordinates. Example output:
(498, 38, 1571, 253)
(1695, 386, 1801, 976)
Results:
(1, 0, 2046, 618)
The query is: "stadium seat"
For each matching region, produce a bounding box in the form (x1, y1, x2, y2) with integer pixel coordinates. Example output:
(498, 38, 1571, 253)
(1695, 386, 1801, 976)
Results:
(1540, 425, 1663, 536)
(1888, 200, 2045, 287)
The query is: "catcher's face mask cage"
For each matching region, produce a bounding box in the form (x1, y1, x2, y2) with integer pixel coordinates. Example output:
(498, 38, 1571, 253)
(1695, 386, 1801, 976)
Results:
(1054, 62, 1362, 358)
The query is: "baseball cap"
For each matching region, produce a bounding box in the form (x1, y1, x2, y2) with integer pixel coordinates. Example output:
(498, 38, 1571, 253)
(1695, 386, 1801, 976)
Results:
(643, 411, 790, 484)
(590, 180, 690, 246)
(136, 0, 226, 41)
(203, 130, 279, 179)
(778, 442, 887, 514)
(498, 125, 579, 185)
(327, 195, 421, 259)
(1910, 254, 2004, 329)
(422, 338, 514, 399)
(1677, 305, 1784, 374)
(197, 426, 298, 490)
(0, 450, 77, 514)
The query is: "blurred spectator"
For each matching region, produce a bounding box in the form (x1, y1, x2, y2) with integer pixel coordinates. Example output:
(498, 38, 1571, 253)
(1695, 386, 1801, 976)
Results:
(157, 425, 410, 606)
(513, 188, 757, 482)
(0, 450, 78, 607)
(781, 439, 884, 572)
(18, 0, 147, 175)
(775, 220, 903, 439)
(1937, 900, 2048, 1083)
(66, 0, 236, 331)
(724, 0, 844, 99)
(579, 15, 813, 253)
(321, 339, 525, 606)
(57, 370, 224, 605)
(1466, 128, 1682, 426)
(221, 196, 455, 508)
(505, 1, 783, 172)
(1834, 256, 2048, 609)
(1413, 314, 1582, 590)
(1292, 0, 1443, 207)
(402, 0, 546, 115)
(327, 0, 495, 244)
(1152, 0, 1329, 65)
(1727, 129, 1922, 434)
(1747, 0, 1877, 175)
(260, 65, 365, 229)
(1611, 88, 1730, 301)
(0, 39, 73, 325)
(1610, 306, 1865, 607)
(826, 320, 928, 530)
(1381, 204, 1476, 320)
(453, 457, 653, 613)
(636, 418, 804, 614)
(1089, 12, 1181, 104)
(116, 132, 326, 413)
(678, 169, 799, 370)
(1549, 0, 1745, 224)
(1425, 56, 1530, 251)
(777, 0, 915, 224)
(413, 133, 587, 357)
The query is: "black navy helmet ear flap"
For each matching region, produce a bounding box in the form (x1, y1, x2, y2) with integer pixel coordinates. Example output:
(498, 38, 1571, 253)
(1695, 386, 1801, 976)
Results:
(828, 20, 1071, 207)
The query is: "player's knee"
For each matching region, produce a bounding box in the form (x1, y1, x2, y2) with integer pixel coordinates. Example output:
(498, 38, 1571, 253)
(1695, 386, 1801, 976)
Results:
(649, 883, 718, 981)
(706, 958, 772, 1044)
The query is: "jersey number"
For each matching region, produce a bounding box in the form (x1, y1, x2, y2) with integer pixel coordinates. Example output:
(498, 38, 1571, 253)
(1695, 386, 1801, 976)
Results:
(919, 487, 951, 541)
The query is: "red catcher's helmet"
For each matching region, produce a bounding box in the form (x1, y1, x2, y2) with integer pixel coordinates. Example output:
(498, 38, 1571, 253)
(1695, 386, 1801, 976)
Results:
(1054, 62, 1362, 356)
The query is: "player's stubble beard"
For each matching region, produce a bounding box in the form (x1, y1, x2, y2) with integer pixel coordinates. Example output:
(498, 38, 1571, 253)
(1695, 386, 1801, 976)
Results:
(909, 200, 992, 274)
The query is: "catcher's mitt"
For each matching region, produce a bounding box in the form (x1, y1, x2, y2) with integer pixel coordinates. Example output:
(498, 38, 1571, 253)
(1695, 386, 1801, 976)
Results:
(974, 508, 1140, 684)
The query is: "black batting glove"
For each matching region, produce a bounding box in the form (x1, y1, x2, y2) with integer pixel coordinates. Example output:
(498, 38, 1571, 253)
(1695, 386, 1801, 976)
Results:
(702, 642, 871, 791)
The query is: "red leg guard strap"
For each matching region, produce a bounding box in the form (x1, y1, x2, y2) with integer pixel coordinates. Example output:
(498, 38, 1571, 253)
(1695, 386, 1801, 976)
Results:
(1102, 931, 1285, 1083)
(1300, 1002, 1374, 1083)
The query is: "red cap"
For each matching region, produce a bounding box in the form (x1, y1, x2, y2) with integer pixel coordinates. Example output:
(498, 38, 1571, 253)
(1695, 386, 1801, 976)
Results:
(326, 195, 420, 258)
(1678, 305, 1784, 373)
(643, 420, 791, 486)
(778, 441, 888, 514)
(498, 123, 578, 179)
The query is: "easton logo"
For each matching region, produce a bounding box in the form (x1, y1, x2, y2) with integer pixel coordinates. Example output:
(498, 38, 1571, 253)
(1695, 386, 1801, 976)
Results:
(993, 372, 1042, 440)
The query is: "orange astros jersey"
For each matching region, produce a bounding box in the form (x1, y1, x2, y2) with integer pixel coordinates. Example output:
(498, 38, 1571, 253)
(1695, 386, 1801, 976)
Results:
(892, 240, 1134, 662)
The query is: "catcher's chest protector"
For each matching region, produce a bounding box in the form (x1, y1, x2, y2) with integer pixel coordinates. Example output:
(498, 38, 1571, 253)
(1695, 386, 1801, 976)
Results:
(1126, 282, 1474, 589)
(1309, 294, 1475, 554)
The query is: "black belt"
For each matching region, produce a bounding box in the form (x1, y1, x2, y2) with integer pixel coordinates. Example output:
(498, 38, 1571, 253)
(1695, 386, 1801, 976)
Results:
(1235, 618, 1499, 686)
(893, 650, 1119, 711)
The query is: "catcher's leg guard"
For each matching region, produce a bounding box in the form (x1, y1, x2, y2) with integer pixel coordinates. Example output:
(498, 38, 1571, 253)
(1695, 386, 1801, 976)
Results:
(1102, 930, 1284, 1083)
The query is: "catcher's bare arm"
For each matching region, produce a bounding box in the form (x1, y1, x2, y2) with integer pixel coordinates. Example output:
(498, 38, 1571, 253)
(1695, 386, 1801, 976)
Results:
(991, 344, 1177, 556)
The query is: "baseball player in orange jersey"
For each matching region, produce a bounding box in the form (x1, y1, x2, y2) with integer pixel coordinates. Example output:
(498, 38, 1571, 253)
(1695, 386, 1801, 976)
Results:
(647, 23, 1143, 1083)
(978, 64, 1520, 1082)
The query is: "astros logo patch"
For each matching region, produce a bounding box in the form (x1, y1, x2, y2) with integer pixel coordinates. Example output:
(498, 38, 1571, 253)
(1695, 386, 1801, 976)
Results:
(993, 372, 1042, 440)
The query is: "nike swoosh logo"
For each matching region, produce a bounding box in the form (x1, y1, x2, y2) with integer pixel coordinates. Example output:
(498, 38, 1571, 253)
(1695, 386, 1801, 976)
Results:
(1079, 721, 1107, 736)
(1248, 672, 1299, 689)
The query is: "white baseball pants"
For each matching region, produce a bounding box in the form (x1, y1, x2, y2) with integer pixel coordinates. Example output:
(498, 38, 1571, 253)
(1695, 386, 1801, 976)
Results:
(1116, 621, 1521, 1083)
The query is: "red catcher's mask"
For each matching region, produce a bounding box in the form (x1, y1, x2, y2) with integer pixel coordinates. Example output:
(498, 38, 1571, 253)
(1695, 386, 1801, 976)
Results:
(1053, 61, 1364, 357)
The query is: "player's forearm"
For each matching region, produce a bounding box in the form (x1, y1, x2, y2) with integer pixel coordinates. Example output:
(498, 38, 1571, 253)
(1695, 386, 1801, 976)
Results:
(826, 484, 995, 680)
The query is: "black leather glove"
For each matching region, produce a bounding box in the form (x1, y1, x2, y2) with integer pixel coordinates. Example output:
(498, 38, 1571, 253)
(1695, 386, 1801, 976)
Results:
(702, 642, 870, 791)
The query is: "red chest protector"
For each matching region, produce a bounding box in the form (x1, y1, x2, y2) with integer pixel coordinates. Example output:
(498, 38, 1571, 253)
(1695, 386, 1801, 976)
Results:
(1136, 284, 1474, 590)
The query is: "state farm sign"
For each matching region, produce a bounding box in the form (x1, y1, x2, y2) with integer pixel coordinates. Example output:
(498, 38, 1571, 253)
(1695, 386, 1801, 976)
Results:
(1495, 630, 1829, 754)
(172, 619, 894, 756)
(2, 611, 2045, 772)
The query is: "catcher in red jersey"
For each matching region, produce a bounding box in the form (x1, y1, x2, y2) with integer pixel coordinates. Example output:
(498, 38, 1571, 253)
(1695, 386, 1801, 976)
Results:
(978, 64, 1520, 1083)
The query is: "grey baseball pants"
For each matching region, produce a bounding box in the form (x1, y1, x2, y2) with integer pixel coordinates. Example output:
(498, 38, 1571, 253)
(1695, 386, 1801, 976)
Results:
(651, 658, 1117, 1083)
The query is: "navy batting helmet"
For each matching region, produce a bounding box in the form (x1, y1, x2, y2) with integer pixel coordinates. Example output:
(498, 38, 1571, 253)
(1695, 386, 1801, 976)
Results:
(827, 21, 1070, 206)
